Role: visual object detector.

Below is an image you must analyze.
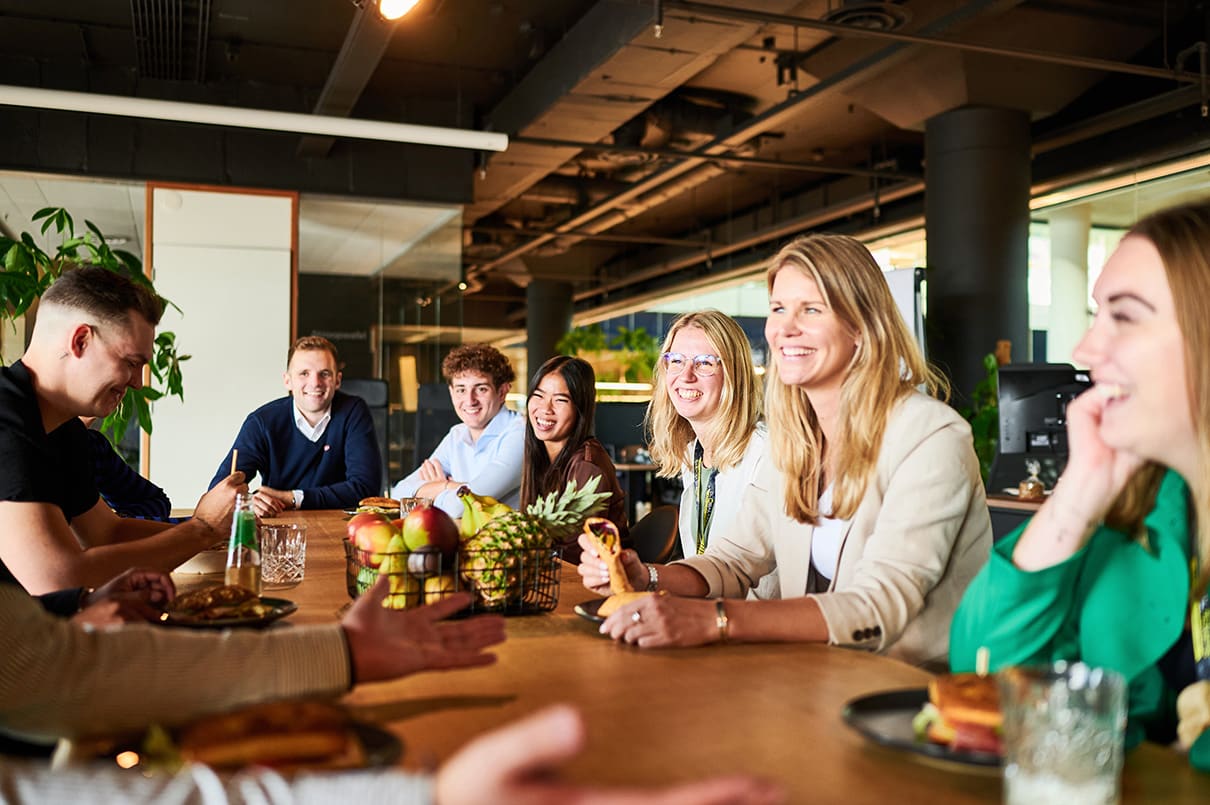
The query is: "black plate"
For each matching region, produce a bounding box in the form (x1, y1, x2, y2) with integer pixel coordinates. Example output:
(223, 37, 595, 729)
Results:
(353, 722, 403, 768)
(158, 597, 298, 629)
(842, 688, 1001, 771)
(573, 598, 607, 624)
(107, 720, 402, 771)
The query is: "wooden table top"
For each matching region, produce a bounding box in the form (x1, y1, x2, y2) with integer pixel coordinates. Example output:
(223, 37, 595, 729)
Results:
(985, 494, 1045, 512)
(178, 509, 1210, 803)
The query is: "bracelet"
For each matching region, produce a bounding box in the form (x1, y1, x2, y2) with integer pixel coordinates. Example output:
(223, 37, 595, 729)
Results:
(715, 599, 729, 643)
(645, 564, 659, 592)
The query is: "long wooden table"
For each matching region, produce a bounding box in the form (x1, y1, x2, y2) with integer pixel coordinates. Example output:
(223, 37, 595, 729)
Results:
(195, 510, 1210, 803)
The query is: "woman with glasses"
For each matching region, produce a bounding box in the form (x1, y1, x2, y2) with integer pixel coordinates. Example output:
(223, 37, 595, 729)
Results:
(523, 355, 628, 563)
(645, 312, 771, 585)
(578, 234, 992, 667)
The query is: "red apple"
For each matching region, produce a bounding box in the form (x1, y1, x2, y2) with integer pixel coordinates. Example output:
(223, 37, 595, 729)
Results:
(347, 512, 388, 541)
(353, 516, 397, 568)
(402, 504, 459, 557)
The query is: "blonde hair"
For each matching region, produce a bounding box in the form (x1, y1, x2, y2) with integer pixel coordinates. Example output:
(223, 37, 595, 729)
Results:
(645, 311, 763, 477)
(766, 233, 948, 523)
(1105, 202, 1210, 591)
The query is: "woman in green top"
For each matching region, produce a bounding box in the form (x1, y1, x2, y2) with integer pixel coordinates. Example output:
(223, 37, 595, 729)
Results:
(951, 200, 1210, 768)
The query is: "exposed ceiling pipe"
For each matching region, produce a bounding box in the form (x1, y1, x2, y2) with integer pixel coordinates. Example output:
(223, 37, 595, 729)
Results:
(664, 0, 1198, 84)
(1033, 85, 1201, 154)
(465, 0, 1020, 285)
(578, 81, 1210, 303)
(518, 175, 633, 206)
(574, 179, 924, 303)
(0, 84, 507, 151)
(511, 134, 917, 180)
(468, 224, 711, 249)
(507, 161, 727, 259)
(576, 163, 727, 238)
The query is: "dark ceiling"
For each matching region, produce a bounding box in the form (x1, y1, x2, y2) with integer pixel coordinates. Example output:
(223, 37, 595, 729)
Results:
(1, 0, 1209, 327)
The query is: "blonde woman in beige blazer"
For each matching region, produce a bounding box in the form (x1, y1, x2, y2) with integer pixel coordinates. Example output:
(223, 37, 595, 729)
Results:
(578, 233, 992, 667)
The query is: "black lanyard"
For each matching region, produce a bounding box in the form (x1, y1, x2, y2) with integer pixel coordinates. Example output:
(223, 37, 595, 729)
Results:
(693, 441, 718, 555)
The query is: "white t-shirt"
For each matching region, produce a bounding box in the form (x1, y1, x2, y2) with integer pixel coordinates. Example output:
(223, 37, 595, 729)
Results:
(809, 485, 850, 583)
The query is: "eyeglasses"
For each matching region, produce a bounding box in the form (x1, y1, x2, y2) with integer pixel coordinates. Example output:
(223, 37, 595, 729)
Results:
(661, 352, 722, 377)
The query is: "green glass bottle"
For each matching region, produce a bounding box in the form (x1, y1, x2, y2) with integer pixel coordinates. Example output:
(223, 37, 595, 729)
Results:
(225, 492, 262, 594)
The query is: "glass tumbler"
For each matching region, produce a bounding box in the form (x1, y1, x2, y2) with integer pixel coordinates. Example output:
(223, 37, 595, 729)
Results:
(998, 661, 1127, 805)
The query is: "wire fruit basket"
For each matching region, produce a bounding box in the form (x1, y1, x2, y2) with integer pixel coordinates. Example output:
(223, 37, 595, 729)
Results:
(342, 539, 561, 615)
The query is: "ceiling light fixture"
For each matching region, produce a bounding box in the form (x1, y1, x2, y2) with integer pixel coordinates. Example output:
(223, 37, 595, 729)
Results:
(0, 84, 507, 152)
(377, 0, 420, 20)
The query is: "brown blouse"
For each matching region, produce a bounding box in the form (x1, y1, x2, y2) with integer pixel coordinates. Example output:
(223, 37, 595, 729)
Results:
(559, 438, 629, 564)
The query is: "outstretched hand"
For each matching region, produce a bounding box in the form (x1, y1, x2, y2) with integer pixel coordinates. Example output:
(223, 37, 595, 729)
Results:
(435, 705, 784, 805)
(341, 577, 506, 683)
(74, 568, 176, 627)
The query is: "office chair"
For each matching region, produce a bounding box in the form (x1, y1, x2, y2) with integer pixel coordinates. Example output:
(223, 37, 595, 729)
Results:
(629, 505, 679, 564)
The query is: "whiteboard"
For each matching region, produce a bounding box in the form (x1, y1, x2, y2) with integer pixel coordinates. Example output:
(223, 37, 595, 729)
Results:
(147, 189, 294, 505)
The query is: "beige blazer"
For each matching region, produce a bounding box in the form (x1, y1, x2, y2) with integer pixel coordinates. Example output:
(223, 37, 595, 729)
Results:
(676, 392, 992, 668)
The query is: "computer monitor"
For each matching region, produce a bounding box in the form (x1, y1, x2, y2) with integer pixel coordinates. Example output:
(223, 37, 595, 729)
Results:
(594, 402, 648, 461)
(987, 363, 1091, 493)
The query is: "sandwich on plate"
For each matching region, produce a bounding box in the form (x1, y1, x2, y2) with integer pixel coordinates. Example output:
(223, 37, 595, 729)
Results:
(912, 672, 1003, 756)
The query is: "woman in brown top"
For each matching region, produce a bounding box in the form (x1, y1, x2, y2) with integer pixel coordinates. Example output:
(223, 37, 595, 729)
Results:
(522, 356, 629, 562)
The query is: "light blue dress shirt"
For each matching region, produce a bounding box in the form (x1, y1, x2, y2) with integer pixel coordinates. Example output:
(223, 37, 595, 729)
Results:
(391, 407, 525, 518)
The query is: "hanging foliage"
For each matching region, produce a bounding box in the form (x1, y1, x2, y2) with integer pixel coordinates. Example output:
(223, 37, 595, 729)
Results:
(0, 207, 189, 445)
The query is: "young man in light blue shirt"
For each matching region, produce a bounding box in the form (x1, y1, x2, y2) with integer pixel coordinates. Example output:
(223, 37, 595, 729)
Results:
(392, 344, 524, 518)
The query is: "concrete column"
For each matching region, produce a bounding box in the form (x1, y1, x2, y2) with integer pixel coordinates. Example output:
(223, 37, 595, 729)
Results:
(925, 105, 1031, 405)
(525, 279, 573, 387)
(1047, 205, 1091, 363)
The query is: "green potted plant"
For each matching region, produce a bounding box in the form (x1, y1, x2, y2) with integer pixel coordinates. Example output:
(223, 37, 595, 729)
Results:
(609, 325, 660, 383)
(556, 323, 661, 383)
(958, 352, 999, 482)
(0, 207, 188, 445)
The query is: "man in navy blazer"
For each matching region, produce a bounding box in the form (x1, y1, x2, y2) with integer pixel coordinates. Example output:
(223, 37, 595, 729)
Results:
(209, 336, 381, 516)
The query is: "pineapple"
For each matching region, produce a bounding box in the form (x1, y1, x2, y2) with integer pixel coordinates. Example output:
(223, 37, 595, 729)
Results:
(461, 476, 611, 608)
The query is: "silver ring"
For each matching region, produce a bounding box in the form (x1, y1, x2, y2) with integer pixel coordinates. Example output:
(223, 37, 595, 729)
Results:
(631, 611, 642, 623)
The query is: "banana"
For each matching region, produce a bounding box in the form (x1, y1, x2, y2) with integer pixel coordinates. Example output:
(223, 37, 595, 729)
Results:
(457, 486, 513, 540)
(380, 534, 418, 609)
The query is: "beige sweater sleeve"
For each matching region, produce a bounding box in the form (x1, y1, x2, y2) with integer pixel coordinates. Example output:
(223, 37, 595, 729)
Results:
(0, 585, 351, 741)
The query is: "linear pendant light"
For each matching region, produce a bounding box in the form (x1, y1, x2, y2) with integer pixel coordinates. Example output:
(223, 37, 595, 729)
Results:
(0, 84, 508, 152)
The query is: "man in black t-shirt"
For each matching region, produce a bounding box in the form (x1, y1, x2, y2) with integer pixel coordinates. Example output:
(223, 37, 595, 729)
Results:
(0, 267, 244, 595)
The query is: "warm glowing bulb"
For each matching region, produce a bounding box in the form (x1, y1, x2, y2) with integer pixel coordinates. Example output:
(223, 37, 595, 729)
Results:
(115, 751, 140, 769)
(378, 0, 420, 20)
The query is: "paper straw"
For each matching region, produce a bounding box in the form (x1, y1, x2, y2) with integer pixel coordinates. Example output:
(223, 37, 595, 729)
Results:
(230, 449, 238, 476)
(976, 646, 990, 677)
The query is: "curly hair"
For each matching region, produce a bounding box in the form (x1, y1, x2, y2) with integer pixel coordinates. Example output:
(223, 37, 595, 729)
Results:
(442, 344, 515, 387)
